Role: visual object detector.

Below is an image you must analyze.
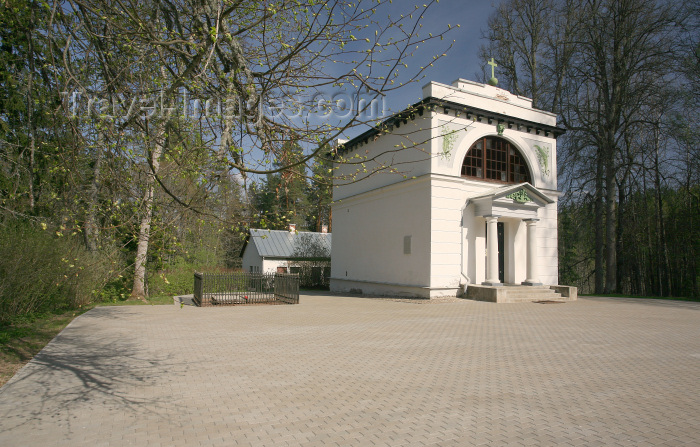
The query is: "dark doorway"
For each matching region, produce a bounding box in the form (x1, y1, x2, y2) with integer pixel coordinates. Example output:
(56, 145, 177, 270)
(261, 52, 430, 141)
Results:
(486, 221, 506, 284)
(497, 222, 505, 283)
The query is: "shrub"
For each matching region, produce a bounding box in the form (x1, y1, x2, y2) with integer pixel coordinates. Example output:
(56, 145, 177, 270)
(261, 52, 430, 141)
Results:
(0, 221, 123, 322)
(148, 266, 195, 297)
(147, 245, 236, 297)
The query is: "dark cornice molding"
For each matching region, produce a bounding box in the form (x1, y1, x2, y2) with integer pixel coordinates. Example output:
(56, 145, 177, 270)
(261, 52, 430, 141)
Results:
(336, 97, 566, 157)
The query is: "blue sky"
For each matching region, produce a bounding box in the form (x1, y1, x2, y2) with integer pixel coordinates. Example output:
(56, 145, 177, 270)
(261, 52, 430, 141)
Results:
(244, 0, 500, 170)
(385, 0, 497, 109)
(339, 0, 499, 139)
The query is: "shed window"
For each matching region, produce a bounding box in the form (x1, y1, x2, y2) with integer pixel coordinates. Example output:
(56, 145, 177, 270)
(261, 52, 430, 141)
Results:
(461, 137, 531, 184)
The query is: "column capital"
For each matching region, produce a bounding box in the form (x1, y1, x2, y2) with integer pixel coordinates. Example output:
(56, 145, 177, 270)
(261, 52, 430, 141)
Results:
(523, 218, 540, 223)
(483, 214, 501, 220)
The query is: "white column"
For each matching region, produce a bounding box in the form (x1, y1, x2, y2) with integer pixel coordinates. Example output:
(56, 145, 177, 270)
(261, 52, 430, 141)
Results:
(522, 218, 542, 286)
(482, 215, 502, 286)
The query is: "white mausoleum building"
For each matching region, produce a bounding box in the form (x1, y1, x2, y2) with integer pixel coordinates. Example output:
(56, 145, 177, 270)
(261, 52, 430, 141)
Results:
(330, 79, 575, 301)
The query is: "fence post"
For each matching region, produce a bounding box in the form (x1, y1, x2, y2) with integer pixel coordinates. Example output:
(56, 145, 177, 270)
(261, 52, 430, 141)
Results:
(274, 273, 300, 304)
(193, 272, 203, 306)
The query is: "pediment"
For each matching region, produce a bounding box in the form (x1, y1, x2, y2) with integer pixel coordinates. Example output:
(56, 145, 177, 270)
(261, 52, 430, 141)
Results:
(467, 183, 554, 218)
(489, 183, 554, 205)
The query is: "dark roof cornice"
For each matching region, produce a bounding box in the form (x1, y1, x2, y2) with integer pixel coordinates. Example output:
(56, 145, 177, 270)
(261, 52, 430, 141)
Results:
(336, 97, 566, 157)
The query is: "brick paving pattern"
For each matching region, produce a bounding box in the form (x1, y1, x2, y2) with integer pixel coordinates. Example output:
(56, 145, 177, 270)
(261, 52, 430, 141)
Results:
(0, 294, 699, 446)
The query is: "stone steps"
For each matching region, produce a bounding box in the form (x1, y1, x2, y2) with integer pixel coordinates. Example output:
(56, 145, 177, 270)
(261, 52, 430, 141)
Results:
(466, 284, 577, 303)
(507, 287, 563, 302)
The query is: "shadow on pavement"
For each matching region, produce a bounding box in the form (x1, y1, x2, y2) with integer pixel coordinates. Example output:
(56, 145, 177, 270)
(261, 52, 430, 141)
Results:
(0, 307, 172, 434)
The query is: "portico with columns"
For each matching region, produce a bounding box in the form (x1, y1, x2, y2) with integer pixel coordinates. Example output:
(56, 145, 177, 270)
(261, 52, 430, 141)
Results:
(330, 76, 577, 302)
(464, 182, 554, 288)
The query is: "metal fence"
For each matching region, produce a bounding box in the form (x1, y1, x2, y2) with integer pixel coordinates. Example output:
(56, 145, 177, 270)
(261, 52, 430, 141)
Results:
(193, 272, 299, 306)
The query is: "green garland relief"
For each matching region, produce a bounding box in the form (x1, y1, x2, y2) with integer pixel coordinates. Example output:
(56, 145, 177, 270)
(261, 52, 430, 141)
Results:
(440, 124, 458, 159)
(506, 189, 531, 203)
(534, 144, 550, 177)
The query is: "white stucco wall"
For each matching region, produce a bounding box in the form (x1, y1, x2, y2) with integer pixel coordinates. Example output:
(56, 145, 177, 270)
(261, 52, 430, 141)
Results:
(261, 259, 290, 274)
(429, 109, 558, 191)
(241, 242, 262, 272)
(333, 116, 432, 201)
(537, 201, 559, 285)
(424, 80, 557, 128)
(427, 176, 559, 294)
(242, 244, 292, 274)
(429, 177, 490, 295)
(330, 176, 432, 297)
(425, 80, 560, 290)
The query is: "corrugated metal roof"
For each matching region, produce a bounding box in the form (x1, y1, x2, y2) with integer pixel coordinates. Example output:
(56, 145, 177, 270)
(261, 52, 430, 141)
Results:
(249, 229, 332, 259)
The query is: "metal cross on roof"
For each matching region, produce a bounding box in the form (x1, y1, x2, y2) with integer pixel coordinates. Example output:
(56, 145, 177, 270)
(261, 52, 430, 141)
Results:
(487, 58, 499, 86)
(488, 58, 498, 78)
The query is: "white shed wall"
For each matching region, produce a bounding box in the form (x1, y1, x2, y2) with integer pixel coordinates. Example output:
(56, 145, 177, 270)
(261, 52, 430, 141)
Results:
(241, 243, 262, 273)
(260, 259, 291, 274)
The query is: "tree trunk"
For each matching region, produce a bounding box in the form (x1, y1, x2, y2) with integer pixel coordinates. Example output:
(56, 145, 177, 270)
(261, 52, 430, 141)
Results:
(594, 147, 605, 294)
(131, 128, 164, 299)
(653, 127, 671, 296)
(328, 206, 332, 233)
(604, 154, 617, 293)
(616, 175, 626, 294)
(219, 97, 247, 184)
(642, 170, 657, 295)
(687, 147, 699, 298)
(28, 134, 35, 211)
(315, 192, 322, 232)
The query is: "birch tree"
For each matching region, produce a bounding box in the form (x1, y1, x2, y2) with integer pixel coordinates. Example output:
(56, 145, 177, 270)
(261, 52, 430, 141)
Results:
(54, 0, 457, 297)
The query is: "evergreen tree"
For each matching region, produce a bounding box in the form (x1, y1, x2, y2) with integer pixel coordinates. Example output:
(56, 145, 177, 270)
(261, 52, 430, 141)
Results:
(306, 153, 334, 232)
(250, 140, 310, 230)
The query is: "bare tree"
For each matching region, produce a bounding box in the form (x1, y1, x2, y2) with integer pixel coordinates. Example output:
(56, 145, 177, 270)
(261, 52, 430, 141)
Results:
(54, 0, 457, 297)
(290, 232, 331, 288)
(479, 0, 578, 112)
(483, 0, 680, 294)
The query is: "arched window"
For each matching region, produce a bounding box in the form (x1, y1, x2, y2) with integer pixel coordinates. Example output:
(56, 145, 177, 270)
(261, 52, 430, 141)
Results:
(461, 137, 531, 184)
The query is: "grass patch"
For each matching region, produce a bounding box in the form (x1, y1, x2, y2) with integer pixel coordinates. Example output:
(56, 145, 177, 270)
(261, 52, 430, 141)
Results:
(0, 295, 176, 388)
(97, 295, 175, 306)
(0, 308, 91, 387)
(581, 293, 700, 302)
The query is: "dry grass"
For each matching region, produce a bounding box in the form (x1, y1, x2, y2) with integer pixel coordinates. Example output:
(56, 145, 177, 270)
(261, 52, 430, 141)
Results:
(0, 310, 86, 388)
(0, 295, 175, 388)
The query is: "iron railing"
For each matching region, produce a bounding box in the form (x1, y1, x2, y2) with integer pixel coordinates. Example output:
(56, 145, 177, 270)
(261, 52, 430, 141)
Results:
(192, 272, 299, 306)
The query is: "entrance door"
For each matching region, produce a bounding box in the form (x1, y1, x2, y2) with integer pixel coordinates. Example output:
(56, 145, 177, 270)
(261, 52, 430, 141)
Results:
(486, 222, 506, 283)
(497, 222, 505, 283)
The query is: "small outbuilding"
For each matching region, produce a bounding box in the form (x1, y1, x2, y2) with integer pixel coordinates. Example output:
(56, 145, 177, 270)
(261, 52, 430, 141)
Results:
(240, 226, 332, 285)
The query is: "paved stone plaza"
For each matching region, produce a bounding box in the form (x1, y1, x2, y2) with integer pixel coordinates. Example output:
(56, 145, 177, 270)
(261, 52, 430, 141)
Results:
(0, 294, 699, 446)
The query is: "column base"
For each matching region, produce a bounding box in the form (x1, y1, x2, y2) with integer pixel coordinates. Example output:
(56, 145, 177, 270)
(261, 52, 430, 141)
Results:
(521, 281, 543, 286)
(482, 281, 503, 286)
